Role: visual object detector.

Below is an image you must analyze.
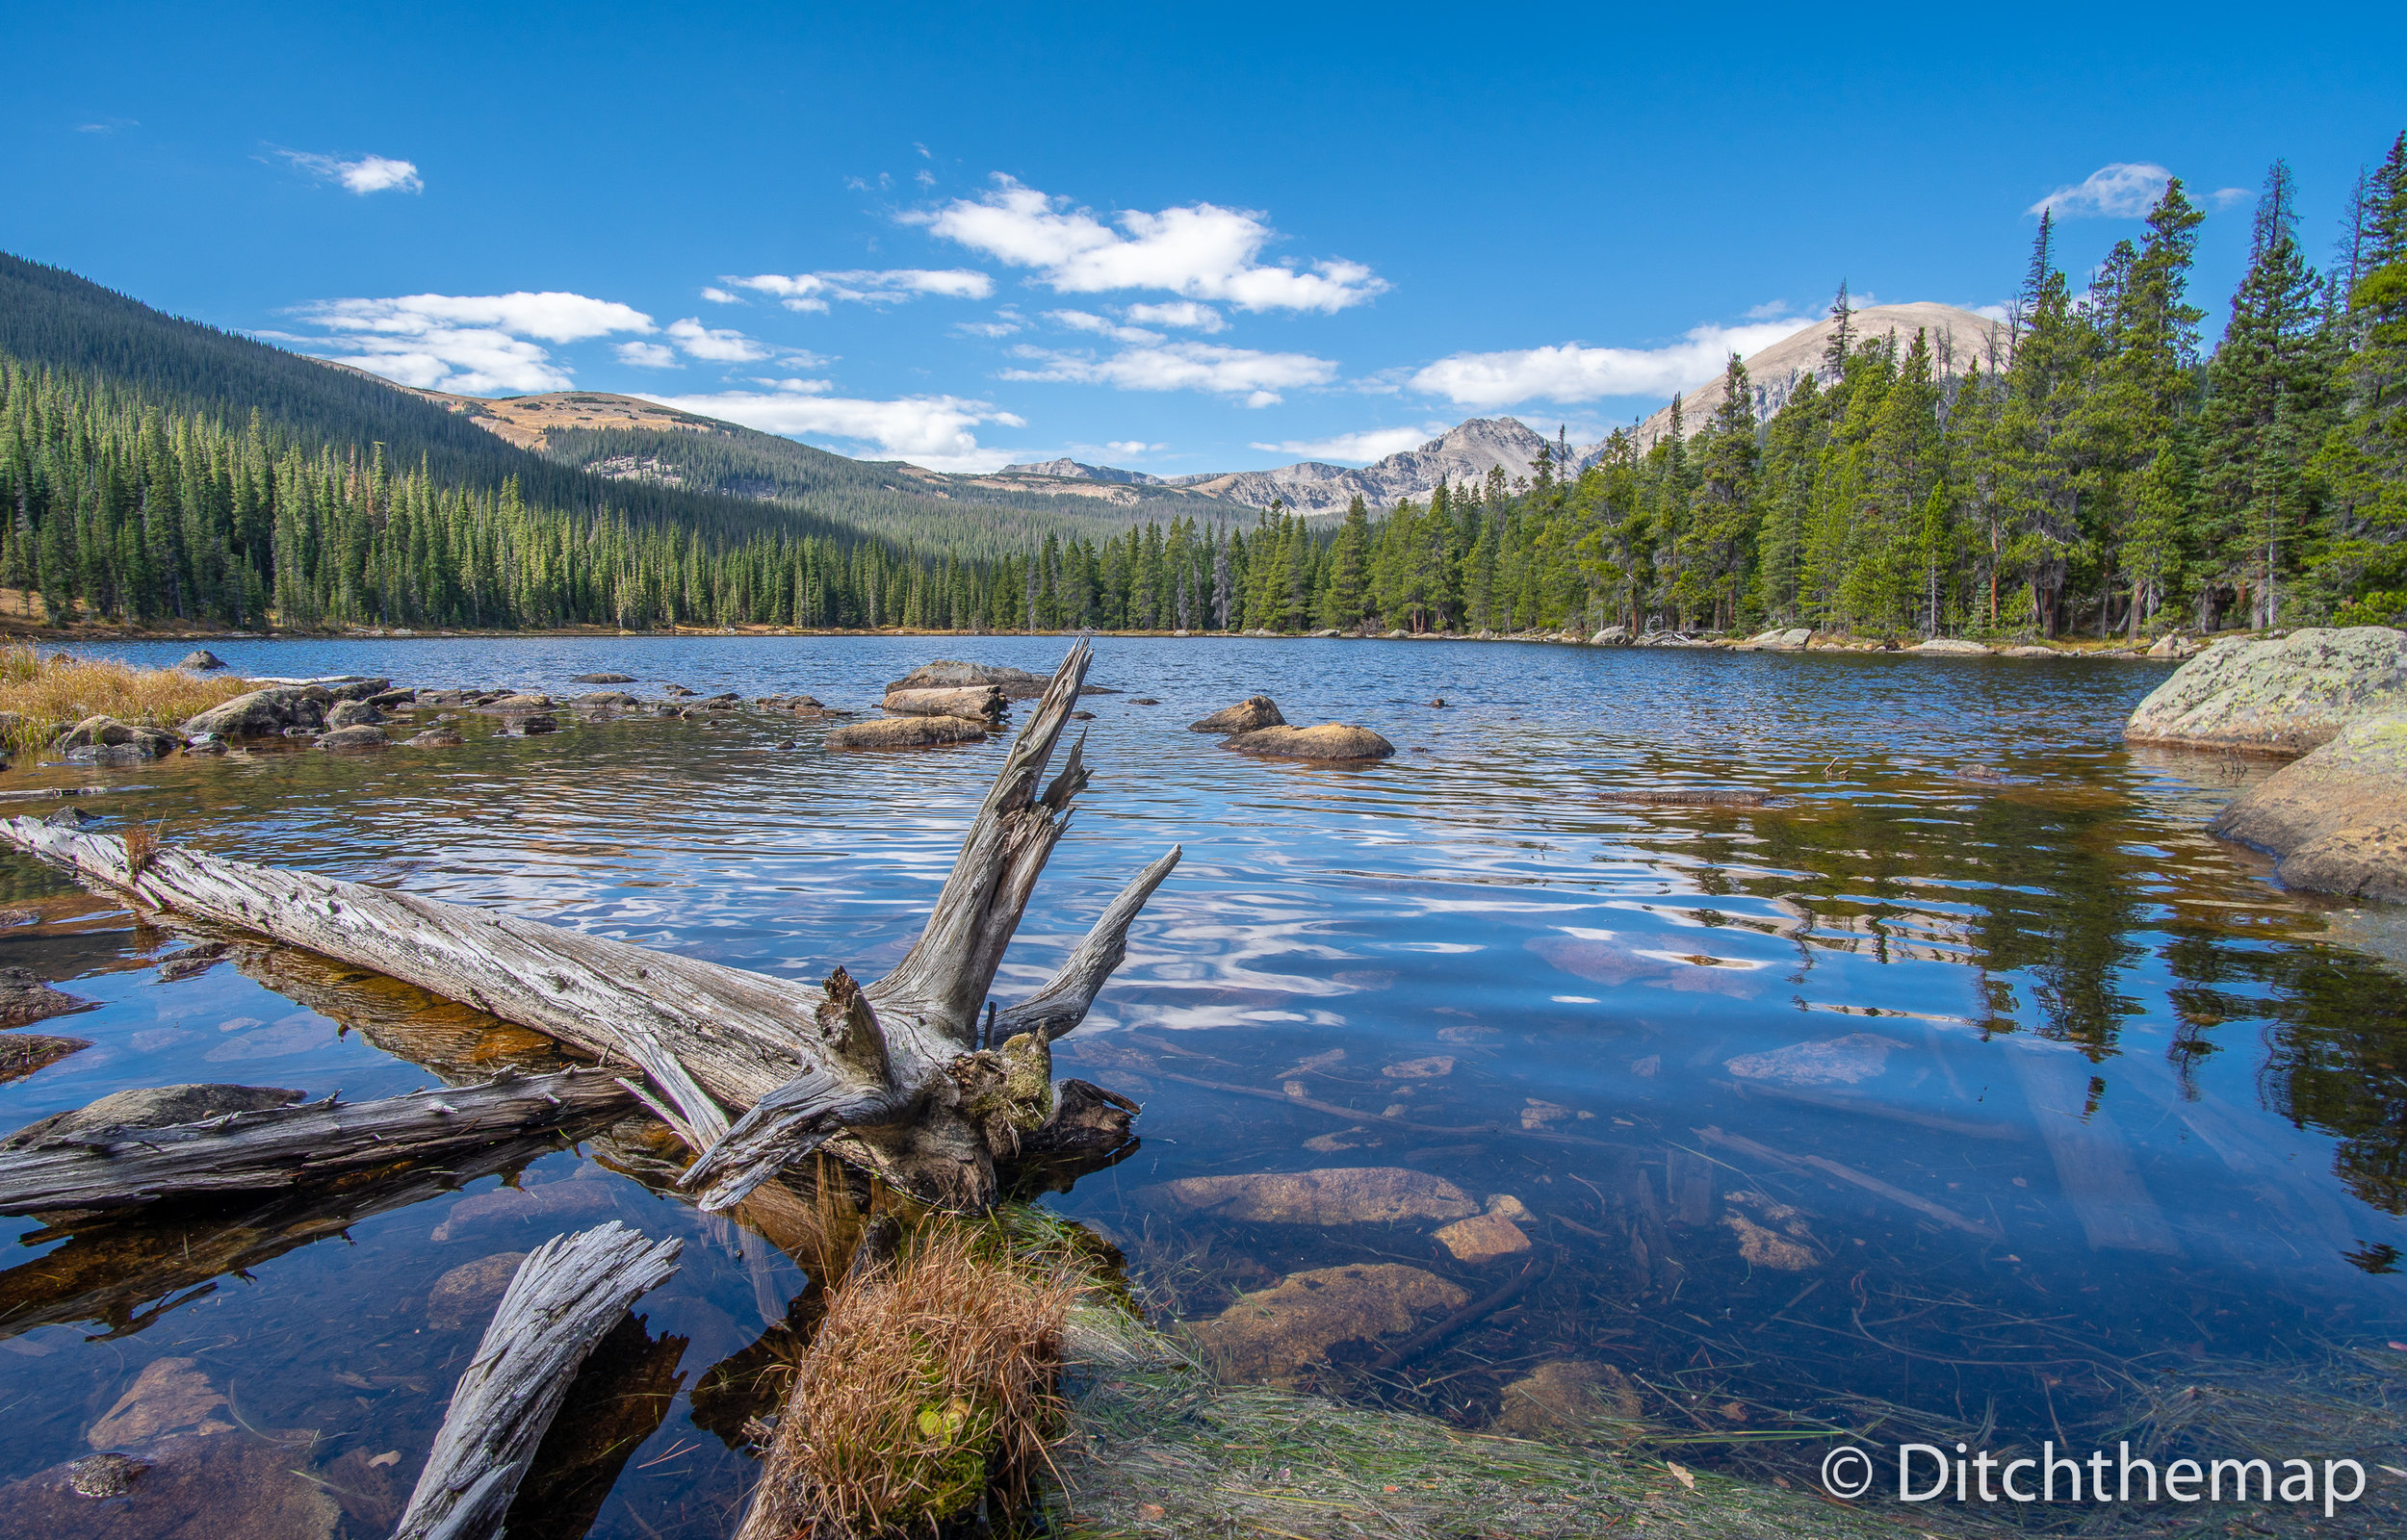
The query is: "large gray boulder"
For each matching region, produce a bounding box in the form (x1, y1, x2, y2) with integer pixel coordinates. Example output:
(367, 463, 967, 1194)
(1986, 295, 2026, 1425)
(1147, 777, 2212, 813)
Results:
(2127, 627, 2407, 754)
(2210, 717, 2407, 900)
(324, 700, 382, 728)
(177, 650, 226, 671)
(53, 716, 177, 758)
(886, 660, 1047, 700)
(1189, 696, 1284, 733)
(315, 725, 390, 751)
(180, 685, 332, 738)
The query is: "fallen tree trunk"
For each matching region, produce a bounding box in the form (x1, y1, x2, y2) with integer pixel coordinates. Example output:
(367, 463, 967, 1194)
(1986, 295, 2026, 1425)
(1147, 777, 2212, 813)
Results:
(394, 1221, 683, 1540)
(0, 1066, 631, 1215)
(0, 639, 1176, 1211)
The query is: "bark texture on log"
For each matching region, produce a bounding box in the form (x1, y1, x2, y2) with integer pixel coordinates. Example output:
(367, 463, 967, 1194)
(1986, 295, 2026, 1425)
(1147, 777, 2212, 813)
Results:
(0, 1067, 631, 1215)
(393, 1221, 682, 1540)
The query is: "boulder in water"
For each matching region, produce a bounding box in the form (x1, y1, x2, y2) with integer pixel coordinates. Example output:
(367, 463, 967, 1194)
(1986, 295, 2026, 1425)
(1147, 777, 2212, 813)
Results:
(315, 725, 390, 751)
(2127, 627, 2407, 754)
(826, 715, 990, 750)
(1223, 724, 1395, 761)
(181, 685, 332, 738)
(883, 685, 1006, 721)
(324, 700, 381, 728)
(572, 673, 635, 683)
(1188, 696, 1284, 734)
(401, 730, 465, 748)
(2209, 716, 2407, 900)
(178, 650, 226, 671)
(54, 716, 177, 758)
(1488, 1360, 1644, 1437)
(886, 659, 1047, 700)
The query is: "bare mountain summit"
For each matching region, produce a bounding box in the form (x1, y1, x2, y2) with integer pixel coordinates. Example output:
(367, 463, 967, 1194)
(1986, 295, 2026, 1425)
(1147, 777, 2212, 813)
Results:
(997, 457, 1169, 486)
(1600, 302, 2009, 454)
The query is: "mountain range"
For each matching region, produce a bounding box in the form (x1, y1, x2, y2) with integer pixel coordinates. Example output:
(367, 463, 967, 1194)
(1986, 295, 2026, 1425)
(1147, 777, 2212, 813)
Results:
(1001, 301, 2009, 515)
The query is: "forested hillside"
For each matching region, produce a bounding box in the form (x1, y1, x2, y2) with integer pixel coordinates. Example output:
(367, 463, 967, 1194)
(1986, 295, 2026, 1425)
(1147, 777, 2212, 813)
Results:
(1084, 137, 2405, 640)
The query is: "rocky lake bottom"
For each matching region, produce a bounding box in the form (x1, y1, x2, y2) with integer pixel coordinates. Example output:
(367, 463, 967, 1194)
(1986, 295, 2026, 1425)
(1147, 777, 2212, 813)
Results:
(1, 632, 2403, 1536)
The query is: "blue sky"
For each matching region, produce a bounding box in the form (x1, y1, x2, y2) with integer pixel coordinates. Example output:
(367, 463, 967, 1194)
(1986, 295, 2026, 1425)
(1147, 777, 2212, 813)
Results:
(6, 3, 2402, 475)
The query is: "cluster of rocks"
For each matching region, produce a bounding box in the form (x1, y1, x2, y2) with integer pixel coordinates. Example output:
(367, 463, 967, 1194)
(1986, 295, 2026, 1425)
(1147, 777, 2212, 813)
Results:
(1186, 695, 1395, 761)
(827, 660, 1047, 750)
(2128, 627, 2407, 903)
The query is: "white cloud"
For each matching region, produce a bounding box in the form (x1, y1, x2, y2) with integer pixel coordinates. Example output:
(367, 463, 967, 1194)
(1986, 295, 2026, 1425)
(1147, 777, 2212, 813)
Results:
(1000, 341, 1338, 405)
(956, 312, 1027, 338)
(294, 290, 656, 395)
(1125, 300, 1227, 333)
(281, 150, 424, 195)
(1744, 299, 1794, 321)
(700, 286, 743, 304)
(2212, 187, 2252, 210)
(1249, 424, 1449, 464)
(2029, 163, 2171, 218)
(1103, 440, 1164, 456)
(1410, 320, 1804, 409)
(725, 269, 995, 312)
(614, 341, 680, 368)
(910, 177, 1385, 313)
(639, 385, 1025, 473)
(1047, 309, 1163, 344)
(665, 317, 769, 362)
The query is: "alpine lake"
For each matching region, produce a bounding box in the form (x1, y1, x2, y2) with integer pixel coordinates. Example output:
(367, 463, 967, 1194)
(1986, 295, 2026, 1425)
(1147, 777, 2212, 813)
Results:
(2, 632, 2403, 1537)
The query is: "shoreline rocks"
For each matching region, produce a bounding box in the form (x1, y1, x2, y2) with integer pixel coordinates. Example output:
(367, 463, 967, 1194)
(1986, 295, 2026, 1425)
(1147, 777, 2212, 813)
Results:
(1223, 724, 1396, 761)
(1149, 1168, 1477, 1225)
(2211, 716, 2407, 901)
(2127, 627, 2407, 755)
(181, 684, 334, 739)
(1187, 1264, 1468, 1386)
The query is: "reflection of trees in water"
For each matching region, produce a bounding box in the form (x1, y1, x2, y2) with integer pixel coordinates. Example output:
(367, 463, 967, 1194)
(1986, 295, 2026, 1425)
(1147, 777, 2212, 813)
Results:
(2254, 948, 2407, 1216)
(1688, 773, 2151, 1054)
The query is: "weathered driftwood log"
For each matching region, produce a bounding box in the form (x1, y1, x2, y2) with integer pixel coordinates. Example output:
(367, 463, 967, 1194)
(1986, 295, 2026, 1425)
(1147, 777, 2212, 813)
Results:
(0, 640, 1175, 1213)
(0, 1067, 631, 1215)
(0, 1124, 608, 1342)
(394, 1221, 683, 1540)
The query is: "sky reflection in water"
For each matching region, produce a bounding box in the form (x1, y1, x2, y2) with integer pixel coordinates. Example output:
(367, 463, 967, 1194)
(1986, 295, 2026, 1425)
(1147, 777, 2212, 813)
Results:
(1, 633, 2402, 1532)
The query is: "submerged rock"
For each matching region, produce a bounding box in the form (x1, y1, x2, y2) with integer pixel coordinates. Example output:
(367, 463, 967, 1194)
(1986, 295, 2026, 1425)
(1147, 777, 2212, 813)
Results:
(180, 685, 331, 738)
(1723, 1033, 1897, 1087)
(1188, 696, 1284, 734)
(1222, 724, 1396, 761)
(1433, 1207, 1531, 1263)
(314, 725, 389, 751)
(573, 673, 635, 683)
(427, 1250, 530, 1329)
(1187, 1264, 1468, 1386)
(87, 1358, 235, 1447)
(2210, 715, 2407, 900)
(1488, 1360, 1644, 1438)
(883, 685, 1006, 721)
(0, 1431, 340, 1540)
(431, 1173, 619, 1243)
(826, 715, 990, 750)
(2127, 627, 2407, 754)
(4, 1083, 301, 1147)
(177, 650, 226, 671)
(1151, 1167, 1477, 1225)
(887, 659, 1048, 700)
(401, 730, 465, 748)
(1723, 1211, 1817, 1270)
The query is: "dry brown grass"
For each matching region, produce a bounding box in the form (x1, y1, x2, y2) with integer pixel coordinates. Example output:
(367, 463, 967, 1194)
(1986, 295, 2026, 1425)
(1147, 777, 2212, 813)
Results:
(739, 1216, 1085, 1539)
(0, 646, 252, 759)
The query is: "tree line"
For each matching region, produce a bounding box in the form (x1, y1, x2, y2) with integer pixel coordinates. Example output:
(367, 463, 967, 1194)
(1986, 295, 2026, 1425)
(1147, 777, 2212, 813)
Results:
(3, 132, 2399, 639)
